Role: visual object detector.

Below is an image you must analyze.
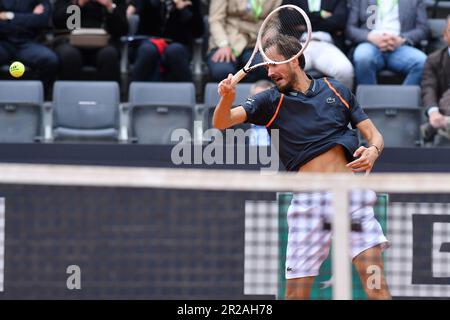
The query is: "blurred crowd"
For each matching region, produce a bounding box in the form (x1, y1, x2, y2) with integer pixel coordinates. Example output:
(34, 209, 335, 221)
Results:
(0, 0, 449, 143)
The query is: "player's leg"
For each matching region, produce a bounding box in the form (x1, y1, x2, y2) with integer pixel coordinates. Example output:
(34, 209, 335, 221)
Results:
(285, 192, 332, 300)
(350, 190, 390, 299)
(286, 277, 315, 300)
(353, 245, 391, 299)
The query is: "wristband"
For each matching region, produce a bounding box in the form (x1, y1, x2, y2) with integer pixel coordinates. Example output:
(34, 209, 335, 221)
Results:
(370, 144, 381, 155)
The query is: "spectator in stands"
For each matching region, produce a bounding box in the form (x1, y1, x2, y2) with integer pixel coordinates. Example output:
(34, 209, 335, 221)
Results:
(421, 14, 450, 144)
(0, 0, 58, 97)
(200, 0, 210, 15)
(207, 0, 282, 83)
(131, 0, 204, 82)
(249, 80, 273, 146)
(53, 0, 128, 82)
(346, 0, 429, 85)
(126, 0, 141, 17)
(282, 0, 354, 90)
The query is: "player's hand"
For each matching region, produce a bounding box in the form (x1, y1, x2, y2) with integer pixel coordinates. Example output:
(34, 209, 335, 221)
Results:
(429, 110, 447, 129)
(346, 146, 379, 176)
(33, 4, 45, 15)
(211, 47, 236, 63)
(218, 74, 236, 98)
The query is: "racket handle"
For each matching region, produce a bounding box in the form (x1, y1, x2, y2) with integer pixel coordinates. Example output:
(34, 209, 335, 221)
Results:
(231, 69, 247, 86)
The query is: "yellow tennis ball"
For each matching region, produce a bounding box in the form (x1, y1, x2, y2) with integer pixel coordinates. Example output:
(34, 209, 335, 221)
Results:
(9, 61, 25, 78)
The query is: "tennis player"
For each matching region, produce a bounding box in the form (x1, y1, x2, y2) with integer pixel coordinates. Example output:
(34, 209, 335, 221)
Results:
(214, 35, 391, 300)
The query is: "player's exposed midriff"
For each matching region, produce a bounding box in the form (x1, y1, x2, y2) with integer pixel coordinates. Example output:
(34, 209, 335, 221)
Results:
(299, 145, 352, 173)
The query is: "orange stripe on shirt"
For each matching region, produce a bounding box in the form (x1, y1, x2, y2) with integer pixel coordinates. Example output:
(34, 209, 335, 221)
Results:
(323, 77, 350, 110)
(265, 94, 285, 128)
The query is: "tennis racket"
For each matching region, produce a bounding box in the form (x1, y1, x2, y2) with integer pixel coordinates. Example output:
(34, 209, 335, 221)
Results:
(231, 4, 312, 86)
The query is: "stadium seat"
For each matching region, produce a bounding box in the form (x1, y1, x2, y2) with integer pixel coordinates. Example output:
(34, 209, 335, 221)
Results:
(127, 82, 196, 144)
(427, 19, 447, 52)
(426, 0, 450, 18)
(52, 81, 120, 142)
(377, 69, 405, 85)
(356, 85, 423, 147)
(120, 14, 140, 95)
(0, 80, 44, 143)
(203, 82, 253, 131)
(192, 15, 210, 101)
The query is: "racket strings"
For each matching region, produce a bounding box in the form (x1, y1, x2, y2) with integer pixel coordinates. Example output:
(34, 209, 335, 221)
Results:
(260, 8, 309, 63)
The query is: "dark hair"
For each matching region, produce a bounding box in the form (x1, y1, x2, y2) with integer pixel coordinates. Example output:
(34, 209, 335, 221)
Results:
(263, 34, 306, 69)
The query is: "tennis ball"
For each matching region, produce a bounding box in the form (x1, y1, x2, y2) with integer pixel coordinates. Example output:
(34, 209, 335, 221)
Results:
(9, 61, 25, 78)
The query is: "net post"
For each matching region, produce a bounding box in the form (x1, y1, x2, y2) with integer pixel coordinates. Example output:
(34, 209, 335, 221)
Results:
(331, 187, 352, 300)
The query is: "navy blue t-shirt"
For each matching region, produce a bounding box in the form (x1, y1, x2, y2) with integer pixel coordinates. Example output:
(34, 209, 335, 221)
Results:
(242, 77, 368, 172)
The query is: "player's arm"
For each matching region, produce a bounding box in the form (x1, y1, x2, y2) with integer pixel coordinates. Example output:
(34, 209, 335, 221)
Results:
(346, 119, 384, 175)
(213, 74, 247, 130)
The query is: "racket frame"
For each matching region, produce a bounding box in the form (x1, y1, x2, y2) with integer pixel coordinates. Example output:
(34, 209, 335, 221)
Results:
(231, 4, 312, 85)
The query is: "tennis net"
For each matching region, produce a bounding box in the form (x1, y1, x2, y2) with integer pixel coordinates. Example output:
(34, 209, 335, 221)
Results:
(0, 164, 449, 300)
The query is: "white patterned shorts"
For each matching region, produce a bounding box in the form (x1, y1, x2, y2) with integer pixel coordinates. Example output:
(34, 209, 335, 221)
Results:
(285, 189, 389, 279)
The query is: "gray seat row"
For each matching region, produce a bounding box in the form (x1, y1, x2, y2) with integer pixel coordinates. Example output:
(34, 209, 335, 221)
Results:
(0, 81, 426, 147)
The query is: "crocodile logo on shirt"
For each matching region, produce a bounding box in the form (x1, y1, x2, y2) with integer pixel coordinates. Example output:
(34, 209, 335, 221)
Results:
(326, 97, 336, 104)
